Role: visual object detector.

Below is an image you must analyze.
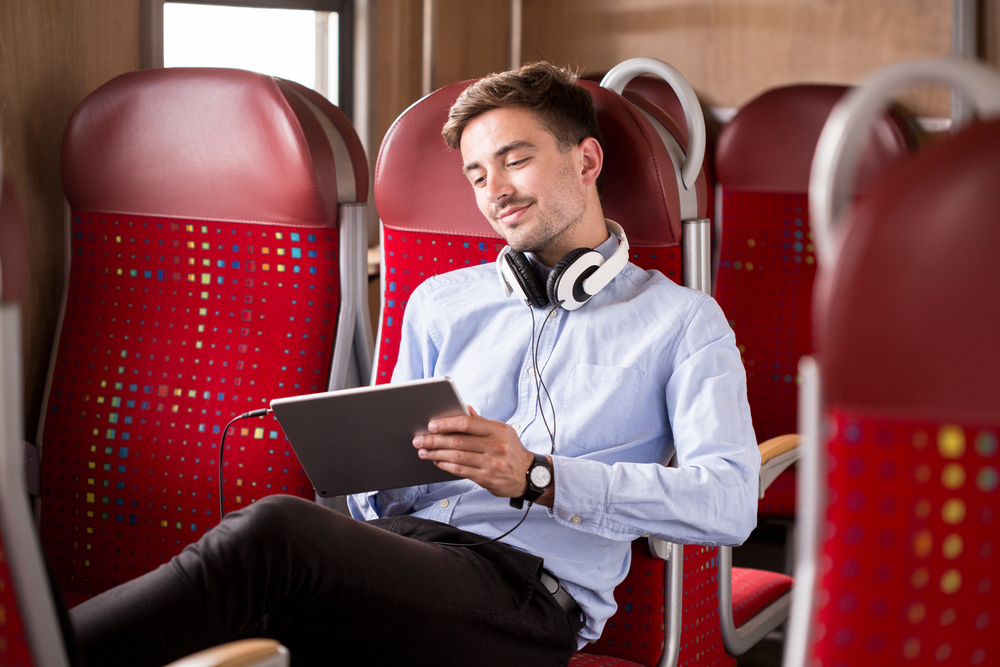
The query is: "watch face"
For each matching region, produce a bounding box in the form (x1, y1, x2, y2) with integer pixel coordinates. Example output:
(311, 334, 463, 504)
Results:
(529, 464, 552, 488)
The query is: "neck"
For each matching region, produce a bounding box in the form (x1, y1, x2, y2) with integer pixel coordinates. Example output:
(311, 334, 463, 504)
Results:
(534, 210, 610, 267)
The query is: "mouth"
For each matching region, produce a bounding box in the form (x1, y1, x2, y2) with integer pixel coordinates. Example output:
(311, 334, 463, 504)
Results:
(492, 200, 532, 226)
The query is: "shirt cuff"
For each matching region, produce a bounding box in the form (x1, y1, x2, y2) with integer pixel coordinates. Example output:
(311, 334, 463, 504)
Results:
(549, 456, 608, 530)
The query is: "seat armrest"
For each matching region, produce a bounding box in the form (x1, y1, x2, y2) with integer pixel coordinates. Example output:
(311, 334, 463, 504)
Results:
(758, 434, 802, 499)
(163, 639, 289, 667)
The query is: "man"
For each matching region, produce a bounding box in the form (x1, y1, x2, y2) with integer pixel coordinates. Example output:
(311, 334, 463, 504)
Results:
(72, 62, 758, 667)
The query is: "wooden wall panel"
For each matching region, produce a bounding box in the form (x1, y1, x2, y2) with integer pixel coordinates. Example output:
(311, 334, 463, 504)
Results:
(374, 0, 424, 146)
(432, 0, 510, 87)
(0, 0, 141, 441)
(986, 0, 1000, 70)
(519, 0, 954, 116)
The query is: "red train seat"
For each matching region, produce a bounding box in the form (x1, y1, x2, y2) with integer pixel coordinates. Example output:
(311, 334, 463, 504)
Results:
(715, 84, 916, 519)
(789, 57, 1000, 667)
(38, 68, 369, 605)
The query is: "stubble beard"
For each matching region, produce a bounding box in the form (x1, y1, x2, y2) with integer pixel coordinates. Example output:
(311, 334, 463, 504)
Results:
(491, 169, 587, 259)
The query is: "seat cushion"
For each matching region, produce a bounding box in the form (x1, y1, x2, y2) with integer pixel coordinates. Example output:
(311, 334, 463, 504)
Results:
(731, 567, 793, 628)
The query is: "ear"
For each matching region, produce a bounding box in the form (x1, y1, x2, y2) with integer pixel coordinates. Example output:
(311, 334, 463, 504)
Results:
(578, 137, 603, 187)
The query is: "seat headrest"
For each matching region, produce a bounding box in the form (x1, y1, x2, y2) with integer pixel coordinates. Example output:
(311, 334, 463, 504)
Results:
(375, 80, 487, 237)
(62, 67, 367, 227)
(716, 84, 914, 193)
(375, 79, 683, 247)
(818, 118, 1000, 423)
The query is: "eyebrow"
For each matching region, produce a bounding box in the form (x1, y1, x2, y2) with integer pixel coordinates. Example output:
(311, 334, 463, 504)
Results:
(462, 140, 537, 175)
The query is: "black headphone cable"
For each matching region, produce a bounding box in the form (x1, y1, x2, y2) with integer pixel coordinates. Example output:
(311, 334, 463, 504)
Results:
(218, 408, 271, 520)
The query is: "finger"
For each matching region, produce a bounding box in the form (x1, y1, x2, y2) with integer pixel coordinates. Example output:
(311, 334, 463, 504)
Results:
(467, 405, 479, 417)
(416, 444, 486, 472)
(427, 413, 495, 436)
(413, 432, 487, 453)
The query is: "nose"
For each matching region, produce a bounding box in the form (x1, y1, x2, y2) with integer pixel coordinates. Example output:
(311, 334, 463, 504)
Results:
(485, 171, 513, 204)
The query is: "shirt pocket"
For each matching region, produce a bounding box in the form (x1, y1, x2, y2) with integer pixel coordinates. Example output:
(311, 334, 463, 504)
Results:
(558, 363, 644, 454)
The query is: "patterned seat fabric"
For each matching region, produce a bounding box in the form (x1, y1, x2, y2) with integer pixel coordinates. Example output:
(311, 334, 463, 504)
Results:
(39, 68, 368, 602)
(731, 567, 793, 628)
(818, 416, 997, 664)
(810, 118, 1000, 666)
(714, 84, 916, 517)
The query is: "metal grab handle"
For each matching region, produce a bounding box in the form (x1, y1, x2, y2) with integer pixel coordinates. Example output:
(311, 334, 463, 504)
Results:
(600, 57, 707, 192)
(809, 57, 1000, 268)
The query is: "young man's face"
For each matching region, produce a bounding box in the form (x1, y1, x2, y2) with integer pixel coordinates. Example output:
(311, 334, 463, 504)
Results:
(459, 106, 602, 266)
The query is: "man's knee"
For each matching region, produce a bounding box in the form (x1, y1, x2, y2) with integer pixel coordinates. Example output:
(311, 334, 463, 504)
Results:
(213, 494, 318, 552)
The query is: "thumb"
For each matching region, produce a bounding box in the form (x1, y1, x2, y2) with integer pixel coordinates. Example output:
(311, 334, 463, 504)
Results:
(467, 405, 479, 417)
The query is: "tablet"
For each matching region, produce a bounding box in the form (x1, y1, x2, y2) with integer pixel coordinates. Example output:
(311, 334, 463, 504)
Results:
(269, 377, 467, 497)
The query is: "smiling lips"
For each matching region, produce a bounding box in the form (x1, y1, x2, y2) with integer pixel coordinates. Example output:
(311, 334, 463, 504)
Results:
(492, 198, 535, 226)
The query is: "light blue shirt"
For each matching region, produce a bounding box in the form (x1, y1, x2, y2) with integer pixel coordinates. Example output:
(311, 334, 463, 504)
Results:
(350, 231, 760, 646)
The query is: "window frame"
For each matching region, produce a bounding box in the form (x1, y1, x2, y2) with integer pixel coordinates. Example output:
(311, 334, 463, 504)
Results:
(141, 0, 355, 120)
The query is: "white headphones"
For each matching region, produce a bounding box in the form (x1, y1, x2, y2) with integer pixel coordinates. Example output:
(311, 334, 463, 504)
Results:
(496, 220, 630, 311)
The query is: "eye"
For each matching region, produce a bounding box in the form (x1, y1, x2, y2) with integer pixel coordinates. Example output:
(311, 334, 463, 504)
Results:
(507, 158, 528, 168)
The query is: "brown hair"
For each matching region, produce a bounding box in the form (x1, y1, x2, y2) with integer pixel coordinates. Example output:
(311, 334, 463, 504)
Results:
(441, 62, 603, 154)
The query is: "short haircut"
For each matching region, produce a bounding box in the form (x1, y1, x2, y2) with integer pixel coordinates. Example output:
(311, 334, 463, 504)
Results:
(442, 62, 603, 155)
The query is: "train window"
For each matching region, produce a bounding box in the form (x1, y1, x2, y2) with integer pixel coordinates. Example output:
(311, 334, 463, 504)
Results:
(141, 0, 354, 118)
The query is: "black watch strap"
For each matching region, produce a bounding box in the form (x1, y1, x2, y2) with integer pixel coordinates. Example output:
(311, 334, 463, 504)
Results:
(510, 453, 552, 509)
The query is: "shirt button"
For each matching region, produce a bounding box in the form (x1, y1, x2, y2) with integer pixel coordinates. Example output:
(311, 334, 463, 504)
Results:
(548, 310, 559, 318)
(571, 516, 583, 524)
(439, 499, 450, 508)
(528, 368, 537, 376)
(509, 423, 521, 432)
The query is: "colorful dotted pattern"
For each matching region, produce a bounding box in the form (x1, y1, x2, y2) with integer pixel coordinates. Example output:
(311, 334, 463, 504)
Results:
(576, 545, 744, 667)
(677, 547, 735, 667)
(40, 213, 338, 598)
(814, 413, 998, 666)
(715, 190, 815, 442)
(0, 538, 35, 667)
(580, 542, 667, 666)
(715, 190, 816, 518)
(376, 229, 504, 384)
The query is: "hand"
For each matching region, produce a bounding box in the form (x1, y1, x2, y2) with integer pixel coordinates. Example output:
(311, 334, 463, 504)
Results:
(412, 406, 535, 500)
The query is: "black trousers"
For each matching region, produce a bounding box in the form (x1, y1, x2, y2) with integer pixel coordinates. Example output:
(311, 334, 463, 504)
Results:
(70, 495, 580, 667)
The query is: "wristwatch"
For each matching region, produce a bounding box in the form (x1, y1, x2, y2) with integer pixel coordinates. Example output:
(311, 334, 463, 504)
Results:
(510, 453, 553, 509)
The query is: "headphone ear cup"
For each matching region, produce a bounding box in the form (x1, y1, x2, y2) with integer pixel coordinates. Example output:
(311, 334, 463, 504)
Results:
(505, 251, 550, 309)
(547, 248, 602, 310)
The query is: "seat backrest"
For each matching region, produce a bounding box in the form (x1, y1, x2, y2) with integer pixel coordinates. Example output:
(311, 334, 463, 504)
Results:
(39, 68, 368, 602)
(791, 59, 1000, 667)
(814, 116, 1000, 667)
(375, 63, 726, 667)
(373, 76, 687, 384)
(714, 84, 915, 446)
